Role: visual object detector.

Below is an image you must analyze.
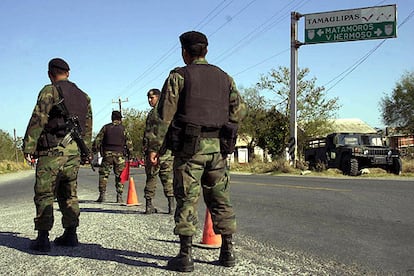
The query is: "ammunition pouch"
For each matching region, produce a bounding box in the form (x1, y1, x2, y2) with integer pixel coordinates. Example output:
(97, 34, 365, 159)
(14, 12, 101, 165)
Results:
(37, 132, 60, 150)
(182, 124, 201, 157)
(220, 123, 238, 155)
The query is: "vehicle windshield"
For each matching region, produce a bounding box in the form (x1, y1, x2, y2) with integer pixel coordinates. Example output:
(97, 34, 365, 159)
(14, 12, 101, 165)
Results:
(336, 134, 383, 146)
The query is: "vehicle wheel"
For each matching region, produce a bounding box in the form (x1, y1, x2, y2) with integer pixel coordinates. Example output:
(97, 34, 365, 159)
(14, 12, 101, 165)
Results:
(349, 158, 359, 176)
(341, 155, 351, 175)
(390, 158, 402, 175)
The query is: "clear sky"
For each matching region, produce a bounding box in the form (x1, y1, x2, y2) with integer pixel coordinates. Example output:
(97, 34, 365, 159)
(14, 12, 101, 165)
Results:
(1, 0, 413, 139)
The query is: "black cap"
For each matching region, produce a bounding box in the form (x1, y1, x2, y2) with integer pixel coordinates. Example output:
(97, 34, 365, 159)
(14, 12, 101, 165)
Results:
(179, 31, 208, 49)
(111, 111, 122, 120)
(147, 88, 161, 97)
(48, 58, 70, 71)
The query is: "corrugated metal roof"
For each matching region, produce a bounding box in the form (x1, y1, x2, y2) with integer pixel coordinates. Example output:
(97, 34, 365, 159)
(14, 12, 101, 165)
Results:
(329, 118, 377, 134)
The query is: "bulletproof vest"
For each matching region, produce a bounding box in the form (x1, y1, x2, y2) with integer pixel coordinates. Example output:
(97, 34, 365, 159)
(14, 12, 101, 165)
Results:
(39, 80, 88, 149)
(175, 64, 230, 128)
(102, 123, 125, 152)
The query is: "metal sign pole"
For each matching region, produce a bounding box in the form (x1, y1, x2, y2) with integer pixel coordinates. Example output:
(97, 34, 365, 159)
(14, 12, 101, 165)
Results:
(290, 12, 302, 167)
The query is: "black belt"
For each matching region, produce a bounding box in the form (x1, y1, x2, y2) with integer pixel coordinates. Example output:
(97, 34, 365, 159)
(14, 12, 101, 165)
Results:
(36, 149, 64, 157)
(200, 128, 220, 138)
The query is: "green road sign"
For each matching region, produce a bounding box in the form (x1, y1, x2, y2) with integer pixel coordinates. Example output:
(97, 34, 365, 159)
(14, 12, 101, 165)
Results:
(304, 5, 396, 44)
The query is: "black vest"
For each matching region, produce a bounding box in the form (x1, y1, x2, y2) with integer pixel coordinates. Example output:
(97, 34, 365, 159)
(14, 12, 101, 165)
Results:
(44, 80, 89, 138)
(103, 123, 125, 152)
(175, 64, 230, 128)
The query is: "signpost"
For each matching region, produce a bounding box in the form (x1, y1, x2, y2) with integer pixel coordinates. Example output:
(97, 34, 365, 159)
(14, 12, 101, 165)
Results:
(304, 5, 396, 44)
(289, 5, 397, 167)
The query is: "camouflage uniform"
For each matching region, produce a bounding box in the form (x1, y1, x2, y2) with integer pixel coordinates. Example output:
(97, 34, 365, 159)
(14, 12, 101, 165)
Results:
(93, 120, 133, 198)
(23, 81, 93, 231)
(149, 58, 246, 236)
(143, 105, 174, 200)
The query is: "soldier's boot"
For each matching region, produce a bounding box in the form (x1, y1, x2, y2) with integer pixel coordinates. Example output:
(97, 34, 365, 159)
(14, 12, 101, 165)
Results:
(96, 192, 105, 203)
(116, 192, 123, 203)
(167, 235, 194, 272)
(219, 234, 236, 267)
(29, 230, 51, 252)
(54, 227, 79, 247)
(145, 198, 157, 214)
(167, 196, 175, 215)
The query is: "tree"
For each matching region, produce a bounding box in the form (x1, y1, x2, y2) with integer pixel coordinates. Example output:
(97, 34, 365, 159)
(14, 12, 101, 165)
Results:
(256, 107, 289, 157)
(121, 108, 147, 158)
(380, 71, 414, 133)
(257, 66, 340, 143)
(239, 86, 269, 159)
(0, 129, 16, 161)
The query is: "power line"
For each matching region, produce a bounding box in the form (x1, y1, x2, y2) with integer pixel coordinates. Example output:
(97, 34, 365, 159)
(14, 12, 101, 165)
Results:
(324, 8, 414, 92)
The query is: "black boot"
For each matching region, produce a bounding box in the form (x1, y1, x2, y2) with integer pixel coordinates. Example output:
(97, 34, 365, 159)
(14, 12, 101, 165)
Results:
(54, 227, 79, 247)
(145, 198, 157, 214)
(167, 235, 194, 272)
(219, 234, 236, 267)
(96, 192, 105, 203)
(30, 230, 51, 252)
(116, 192, 123, 203)
(167, 196, 175, 215)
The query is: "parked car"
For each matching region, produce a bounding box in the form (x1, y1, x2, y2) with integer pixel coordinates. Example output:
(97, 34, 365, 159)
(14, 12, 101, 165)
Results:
(129, 158, 145, 168)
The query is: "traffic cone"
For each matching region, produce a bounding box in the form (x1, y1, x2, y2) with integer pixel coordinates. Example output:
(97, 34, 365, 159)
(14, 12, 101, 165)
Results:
(124, 177, 141, 206)
(194, 209, 222, 249)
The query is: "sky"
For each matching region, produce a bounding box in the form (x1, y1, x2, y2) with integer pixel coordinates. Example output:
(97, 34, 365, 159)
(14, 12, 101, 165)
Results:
(1, 0, 413, 139)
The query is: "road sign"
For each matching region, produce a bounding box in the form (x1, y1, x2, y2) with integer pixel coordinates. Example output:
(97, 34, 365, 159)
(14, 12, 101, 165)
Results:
(304, 5, 396, 44)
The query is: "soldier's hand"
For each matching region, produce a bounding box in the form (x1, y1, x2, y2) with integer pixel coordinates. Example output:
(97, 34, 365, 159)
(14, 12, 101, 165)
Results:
(149, 151, 159, 166)
(25, 153, 33, 163)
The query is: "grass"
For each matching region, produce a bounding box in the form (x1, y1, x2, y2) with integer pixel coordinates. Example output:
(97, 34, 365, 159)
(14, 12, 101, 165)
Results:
(2, 158, 414, 178)
(230, 157, 414, 178)
(0, 160, 31, 174)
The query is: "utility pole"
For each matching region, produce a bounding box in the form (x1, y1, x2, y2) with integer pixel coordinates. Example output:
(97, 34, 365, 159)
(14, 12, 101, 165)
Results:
(112, 97, 128, 115)
(13, 128, 18, 163)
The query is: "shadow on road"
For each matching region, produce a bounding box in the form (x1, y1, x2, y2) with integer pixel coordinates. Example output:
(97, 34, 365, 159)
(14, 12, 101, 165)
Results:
(0, 231, 169, 270)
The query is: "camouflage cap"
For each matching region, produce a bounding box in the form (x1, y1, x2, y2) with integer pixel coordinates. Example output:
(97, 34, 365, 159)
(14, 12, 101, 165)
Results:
(48, 58, 70, 71)
(179, 31, 208, 49)
(111, 110, 122, 120)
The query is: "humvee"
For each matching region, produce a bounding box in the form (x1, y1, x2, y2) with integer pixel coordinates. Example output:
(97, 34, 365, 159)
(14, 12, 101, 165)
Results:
(304, 132, 402, 176)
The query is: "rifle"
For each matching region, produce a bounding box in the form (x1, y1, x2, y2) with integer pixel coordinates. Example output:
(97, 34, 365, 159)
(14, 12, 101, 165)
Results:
(55, 86, 95, 171)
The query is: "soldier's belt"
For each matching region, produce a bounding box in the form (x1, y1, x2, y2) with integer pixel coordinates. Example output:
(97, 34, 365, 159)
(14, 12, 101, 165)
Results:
(36, 149, 64, 157)
(200, 128, 220, 138)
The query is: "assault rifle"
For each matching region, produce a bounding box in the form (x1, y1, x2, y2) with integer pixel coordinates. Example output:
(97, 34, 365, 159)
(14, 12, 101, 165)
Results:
(55, 86, 95, 171)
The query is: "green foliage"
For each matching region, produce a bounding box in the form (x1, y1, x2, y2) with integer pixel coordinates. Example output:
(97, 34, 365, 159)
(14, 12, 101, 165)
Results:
(239, 86, 269, 150)
(257, 66, 340, 139)
(0, 129, 20, 161)
(121, 108, 147, 158)
(256, 107, 289, 156)
(240, 67, 339, 160)
(380, 71, 414, 133)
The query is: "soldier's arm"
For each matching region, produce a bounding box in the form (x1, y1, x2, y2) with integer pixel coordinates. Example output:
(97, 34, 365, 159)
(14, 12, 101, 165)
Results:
(228, 76, 247, 124)
(23, 85, 59, 154)
(148, 71, 184, 153)
(84, 95, 93, 149)
(92, 126, 105, 153)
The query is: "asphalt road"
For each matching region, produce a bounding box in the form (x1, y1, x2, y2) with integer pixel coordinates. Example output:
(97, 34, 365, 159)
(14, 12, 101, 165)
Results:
(1, 168, 413, 275)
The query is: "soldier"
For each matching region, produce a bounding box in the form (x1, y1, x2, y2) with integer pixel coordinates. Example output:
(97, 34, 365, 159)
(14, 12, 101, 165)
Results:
(148, 31, 246, 272)
(93, 110, 133, 203)
(23, 58, 92, 252)
(143, 88, 174, 215)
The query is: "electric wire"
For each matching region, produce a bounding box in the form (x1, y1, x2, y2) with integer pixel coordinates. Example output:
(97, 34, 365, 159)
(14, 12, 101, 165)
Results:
(324, 8, 414, 92)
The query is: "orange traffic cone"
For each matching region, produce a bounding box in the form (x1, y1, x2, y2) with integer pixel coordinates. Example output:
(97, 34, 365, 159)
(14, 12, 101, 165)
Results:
(124, 177, 141, 206)
(194, 209, 222, 249)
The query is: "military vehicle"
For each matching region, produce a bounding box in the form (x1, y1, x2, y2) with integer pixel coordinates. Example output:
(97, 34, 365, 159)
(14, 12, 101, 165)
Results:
(304, 132, 402, 176)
